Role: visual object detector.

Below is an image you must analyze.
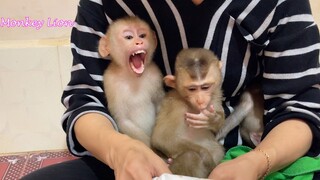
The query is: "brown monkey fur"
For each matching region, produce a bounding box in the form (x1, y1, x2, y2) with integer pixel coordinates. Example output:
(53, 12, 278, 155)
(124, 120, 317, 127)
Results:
(151, 48, 225, 178)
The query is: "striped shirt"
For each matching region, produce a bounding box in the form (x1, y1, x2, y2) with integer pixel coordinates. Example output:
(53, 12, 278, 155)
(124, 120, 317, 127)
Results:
(61, 0, 320, 157)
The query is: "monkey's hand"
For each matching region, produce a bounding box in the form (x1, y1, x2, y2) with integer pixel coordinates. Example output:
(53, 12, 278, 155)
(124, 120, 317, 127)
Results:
(185, 105, 223, 132)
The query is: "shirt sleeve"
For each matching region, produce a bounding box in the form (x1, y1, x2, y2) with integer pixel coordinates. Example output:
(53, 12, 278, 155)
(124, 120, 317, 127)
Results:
(61, 0, 118, 156)
(260, 0, 320, 156)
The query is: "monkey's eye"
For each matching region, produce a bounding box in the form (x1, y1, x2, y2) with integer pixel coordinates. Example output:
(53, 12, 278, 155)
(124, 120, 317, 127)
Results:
(123, 31, 134, 40)
(187, 86, 197, 92)
(201, 85, 211, 91)
(125, 35, 133, 40)
(139, 33, 147, 38)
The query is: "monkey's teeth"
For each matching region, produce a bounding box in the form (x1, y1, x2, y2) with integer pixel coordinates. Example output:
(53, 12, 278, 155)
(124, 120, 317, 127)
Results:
(132, 50, 146, 56)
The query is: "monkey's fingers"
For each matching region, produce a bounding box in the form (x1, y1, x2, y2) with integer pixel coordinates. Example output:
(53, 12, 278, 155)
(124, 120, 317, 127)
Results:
(188, 123, 210, 129)
(208, 105, 215, 112)
(185, 118, 210, 129)
(202, 108, 216, 119)
(185, 112, 209, 121)
(166, 158, 173, 165)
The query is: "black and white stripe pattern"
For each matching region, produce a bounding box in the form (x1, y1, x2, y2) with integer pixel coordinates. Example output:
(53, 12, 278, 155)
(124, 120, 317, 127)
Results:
(61, 0, 320, 157)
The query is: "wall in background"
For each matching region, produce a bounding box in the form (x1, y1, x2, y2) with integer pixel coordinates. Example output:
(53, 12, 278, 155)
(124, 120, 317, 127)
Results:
(0, 0, 77, 153)
(310, 0, 320, 26)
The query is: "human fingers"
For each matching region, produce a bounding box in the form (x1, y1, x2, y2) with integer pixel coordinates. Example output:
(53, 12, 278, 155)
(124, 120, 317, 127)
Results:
(115, 149, 169, 180)
(114, 151, 153, 180)
(151, 157, 172, 178)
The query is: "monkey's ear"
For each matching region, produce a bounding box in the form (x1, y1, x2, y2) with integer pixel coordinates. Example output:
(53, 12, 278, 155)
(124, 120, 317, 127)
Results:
(152, 31, 158, 47)
(164, 75, 176, 88)
(98, 36, 110, 58)
(218, 61, 223, 69)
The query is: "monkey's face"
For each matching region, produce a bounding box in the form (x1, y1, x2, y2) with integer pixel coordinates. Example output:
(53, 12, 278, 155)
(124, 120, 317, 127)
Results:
(183, 85, 213, 112)
(108, 22, 157, 76)
(176, 71, 211, 112)
(176, 64, 221, 112)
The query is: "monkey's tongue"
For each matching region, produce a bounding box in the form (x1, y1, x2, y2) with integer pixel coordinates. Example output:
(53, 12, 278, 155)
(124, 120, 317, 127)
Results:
(130, 54, 145, 75)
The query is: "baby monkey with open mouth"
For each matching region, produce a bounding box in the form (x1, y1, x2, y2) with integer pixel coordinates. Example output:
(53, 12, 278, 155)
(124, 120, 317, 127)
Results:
(98, 16, 164, 147)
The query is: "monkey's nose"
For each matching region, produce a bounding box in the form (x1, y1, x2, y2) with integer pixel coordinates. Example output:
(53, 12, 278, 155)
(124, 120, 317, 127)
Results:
(135, 41, 143, 45)
(196, 99, 206, 109)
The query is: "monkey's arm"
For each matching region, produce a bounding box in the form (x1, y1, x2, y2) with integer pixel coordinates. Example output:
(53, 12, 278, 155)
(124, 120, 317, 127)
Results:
(216, 92, 253, 140)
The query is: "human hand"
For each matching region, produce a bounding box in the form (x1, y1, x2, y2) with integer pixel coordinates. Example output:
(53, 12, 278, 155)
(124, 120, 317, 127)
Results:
(185, 105, 223, 132)
(109, 135, 172, 180)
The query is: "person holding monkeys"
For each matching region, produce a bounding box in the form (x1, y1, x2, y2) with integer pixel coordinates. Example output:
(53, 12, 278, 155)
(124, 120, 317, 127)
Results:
(22, 0, 320, 179)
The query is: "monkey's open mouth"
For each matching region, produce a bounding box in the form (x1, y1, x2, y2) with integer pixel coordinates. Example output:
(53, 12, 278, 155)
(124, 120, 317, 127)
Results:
(129, 50, 146, 75)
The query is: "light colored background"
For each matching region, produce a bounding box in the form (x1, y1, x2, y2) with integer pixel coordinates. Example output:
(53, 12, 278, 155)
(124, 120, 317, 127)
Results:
(0, 0, 78, 153)
(0, 0, 319, 153)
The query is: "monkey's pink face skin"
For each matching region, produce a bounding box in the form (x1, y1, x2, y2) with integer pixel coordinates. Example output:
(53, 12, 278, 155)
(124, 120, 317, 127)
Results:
(184, 84, 213, 112)
(115, 25, 155, 76)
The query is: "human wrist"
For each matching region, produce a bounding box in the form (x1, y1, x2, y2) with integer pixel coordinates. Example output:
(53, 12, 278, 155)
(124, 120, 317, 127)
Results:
(101, 128, 124, 167)
(254, 148, 271, 179)
(103, 130, 139, 168)
(245, 148, 273, 179)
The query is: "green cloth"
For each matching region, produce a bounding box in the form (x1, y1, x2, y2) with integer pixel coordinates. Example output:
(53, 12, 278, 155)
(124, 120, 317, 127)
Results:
(222, 146, 320, 180)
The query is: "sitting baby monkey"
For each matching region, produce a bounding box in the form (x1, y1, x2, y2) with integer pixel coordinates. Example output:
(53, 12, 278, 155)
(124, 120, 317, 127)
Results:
(151, 48, 225, 178)
(98, 16, 164, 147)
